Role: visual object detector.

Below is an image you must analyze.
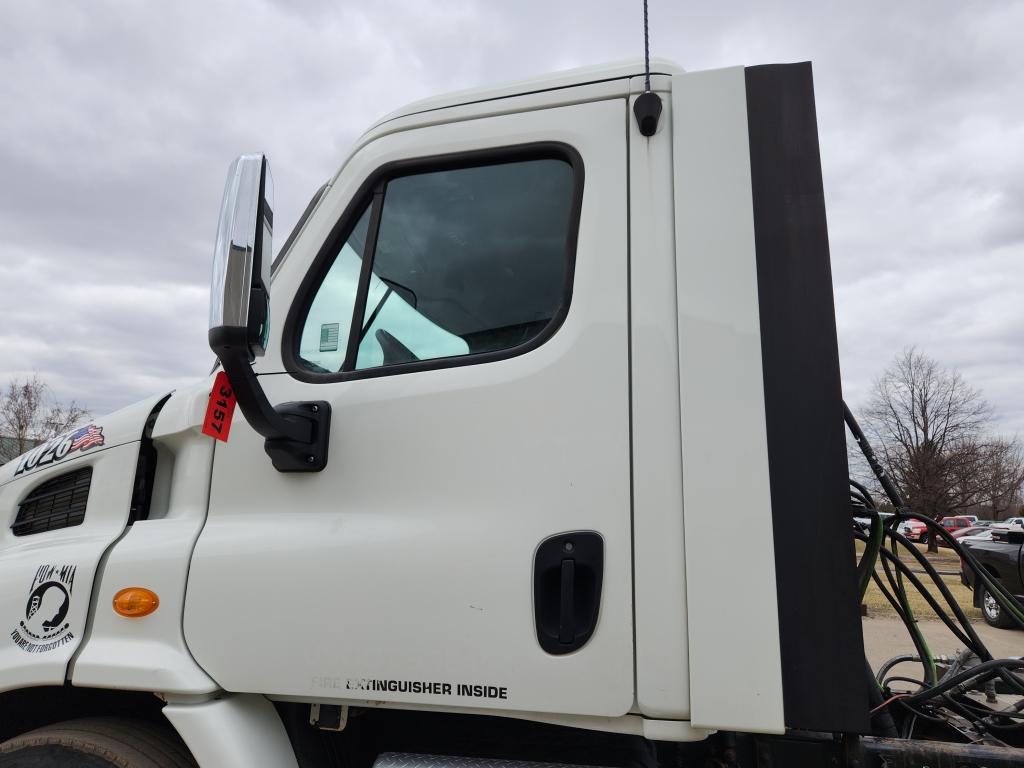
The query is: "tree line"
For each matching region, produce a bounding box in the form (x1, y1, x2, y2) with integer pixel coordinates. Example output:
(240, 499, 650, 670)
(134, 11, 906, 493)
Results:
(857, 348, 1024, 524)
(0, 375, 89, 460)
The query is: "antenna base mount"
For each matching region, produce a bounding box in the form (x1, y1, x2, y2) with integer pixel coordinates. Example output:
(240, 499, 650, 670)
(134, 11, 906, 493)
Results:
(634, 92, 663, 137)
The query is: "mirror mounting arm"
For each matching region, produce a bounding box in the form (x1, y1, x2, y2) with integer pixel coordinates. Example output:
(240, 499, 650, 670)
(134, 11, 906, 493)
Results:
(218, 350, 331, 473)
(208, 153, 330, 473)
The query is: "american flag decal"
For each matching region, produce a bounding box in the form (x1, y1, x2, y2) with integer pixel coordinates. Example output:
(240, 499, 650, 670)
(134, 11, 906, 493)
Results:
(69, 424, 105, 453)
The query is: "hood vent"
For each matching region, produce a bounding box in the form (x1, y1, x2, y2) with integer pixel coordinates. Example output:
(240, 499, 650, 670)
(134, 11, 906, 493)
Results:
(12, 467, 92, 536)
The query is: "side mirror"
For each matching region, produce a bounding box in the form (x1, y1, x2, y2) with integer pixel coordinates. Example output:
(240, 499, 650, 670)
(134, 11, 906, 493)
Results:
(209, 154, 273, 361)
(208, 154, 330, 472)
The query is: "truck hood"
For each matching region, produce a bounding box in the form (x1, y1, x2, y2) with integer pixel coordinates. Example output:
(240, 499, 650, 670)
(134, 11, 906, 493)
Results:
(0, 392, 171, 488)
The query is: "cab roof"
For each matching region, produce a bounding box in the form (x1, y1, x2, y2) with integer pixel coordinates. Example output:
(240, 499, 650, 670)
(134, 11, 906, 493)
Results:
(373, 58, 683, 128)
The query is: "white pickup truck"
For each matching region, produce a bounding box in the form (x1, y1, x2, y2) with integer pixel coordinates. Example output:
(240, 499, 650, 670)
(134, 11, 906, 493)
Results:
(2, 59, 1020, 768)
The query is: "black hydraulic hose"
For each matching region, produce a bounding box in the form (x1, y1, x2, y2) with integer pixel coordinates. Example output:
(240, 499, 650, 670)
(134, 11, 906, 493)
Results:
(843, 397, 1024, 692)
(844, 404, 1024, 719)
(894, 699, 947, 724)
(868, 565, 934, 686)
(851, 490, 871, 508)
(849, 478, 878, 511)
(883, 512, 1024, 701)
(939, 693, 993, 732)
(951, 697, 1024, 729)
(874, 523, 992, 659)
(866, 567, 1017, 708)
(871, 571, 909, 624)
(843, 402, 1024, 628)
(854, 512, 883, 596)
(867, 569, 1004, 710)
(876, 654, 918, 685)
(843, 406, 936, 680)
(875, 535, 937, 685)
(843, 403, 905, 509)
(936, 692, 1024, 737)
(884, 675, 928, 689)
(874, 544, 976, 650)
(903, 659, 1024, 705)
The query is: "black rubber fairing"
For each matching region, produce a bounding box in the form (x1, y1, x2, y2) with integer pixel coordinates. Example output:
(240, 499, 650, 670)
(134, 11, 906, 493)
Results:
(746, 62, 870, 734)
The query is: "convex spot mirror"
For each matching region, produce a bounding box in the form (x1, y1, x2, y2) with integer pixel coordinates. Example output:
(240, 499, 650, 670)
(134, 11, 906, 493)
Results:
(209, 154, 274, 361)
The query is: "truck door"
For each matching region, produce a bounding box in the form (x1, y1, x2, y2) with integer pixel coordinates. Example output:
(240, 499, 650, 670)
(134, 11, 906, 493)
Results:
(184, 97, 632, 717)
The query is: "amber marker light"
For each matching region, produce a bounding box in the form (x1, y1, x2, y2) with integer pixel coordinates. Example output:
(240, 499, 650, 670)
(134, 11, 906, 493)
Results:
(112, 588, 160, 617)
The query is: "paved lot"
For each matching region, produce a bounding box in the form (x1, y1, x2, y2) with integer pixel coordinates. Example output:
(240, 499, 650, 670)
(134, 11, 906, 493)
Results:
(863, 616, 1022, 670)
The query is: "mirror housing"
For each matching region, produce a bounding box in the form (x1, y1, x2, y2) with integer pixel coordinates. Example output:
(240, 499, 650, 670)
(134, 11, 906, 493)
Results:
(209, 153, 273, 361)
(207, 154, 330, 473)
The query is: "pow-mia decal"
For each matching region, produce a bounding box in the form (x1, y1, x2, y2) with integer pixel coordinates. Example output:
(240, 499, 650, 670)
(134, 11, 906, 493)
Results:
(10, 565, 77, 653)
(14, 424, 105, 476)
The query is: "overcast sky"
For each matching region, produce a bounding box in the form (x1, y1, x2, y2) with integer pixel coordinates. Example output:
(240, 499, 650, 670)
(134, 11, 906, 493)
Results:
(1, 1, 1021, 438)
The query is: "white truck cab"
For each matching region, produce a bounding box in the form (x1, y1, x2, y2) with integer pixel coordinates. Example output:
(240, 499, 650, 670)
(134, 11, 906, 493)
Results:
(0, 59, 894, 767)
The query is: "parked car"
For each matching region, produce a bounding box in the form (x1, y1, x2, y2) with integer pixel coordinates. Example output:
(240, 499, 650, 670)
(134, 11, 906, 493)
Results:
(944, 525, 991, 546)
(959, 528, 995, 543)
(992, 516, 1024, 530)
(939, 516, 975, 532)
(961, 528, 1024, 628)
(899, 519, 929, 542)
(897, 515, 975, 544)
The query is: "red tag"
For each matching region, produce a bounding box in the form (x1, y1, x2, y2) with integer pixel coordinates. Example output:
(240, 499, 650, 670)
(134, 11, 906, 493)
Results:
(202, 371, 237, 442)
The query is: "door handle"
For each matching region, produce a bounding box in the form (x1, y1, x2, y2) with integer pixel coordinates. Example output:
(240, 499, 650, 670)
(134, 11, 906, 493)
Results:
(534, 531, 603, 655)
(559, 558, 575, 643)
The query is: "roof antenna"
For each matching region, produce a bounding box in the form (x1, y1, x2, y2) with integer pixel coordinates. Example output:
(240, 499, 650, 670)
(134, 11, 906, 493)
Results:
(633, 0, 662, 137)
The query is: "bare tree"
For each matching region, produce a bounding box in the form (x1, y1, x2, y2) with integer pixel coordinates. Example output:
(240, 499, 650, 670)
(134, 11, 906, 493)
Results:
(0, 375, 90, 457)
(862, 348, 1024, 549)
(970, 439, 1024, 520)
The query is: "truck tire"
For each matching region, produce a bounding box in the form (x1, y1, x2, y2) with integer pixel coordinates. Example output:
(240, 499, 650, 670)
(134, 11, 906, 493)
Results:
(980, 585, 1016, 629)
(0, 718, 196, 768)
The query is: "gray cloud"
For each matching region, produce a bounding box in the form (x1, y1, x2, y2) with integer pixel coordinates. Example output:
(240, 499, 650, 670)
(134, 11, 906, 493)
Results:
(1, 0, 1021, 440)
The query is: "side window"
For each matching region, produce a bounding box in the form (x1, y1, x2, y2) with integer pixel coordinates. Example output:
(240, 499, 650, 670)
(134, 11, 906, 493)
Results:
(297, 205, 371, 372)
(295, 153, 577, 375)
